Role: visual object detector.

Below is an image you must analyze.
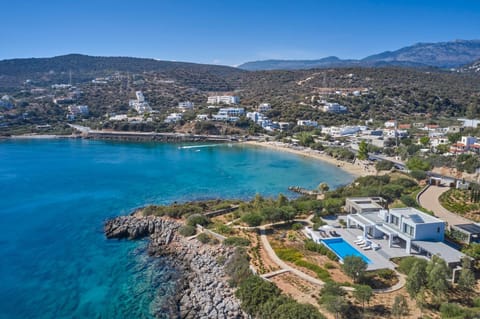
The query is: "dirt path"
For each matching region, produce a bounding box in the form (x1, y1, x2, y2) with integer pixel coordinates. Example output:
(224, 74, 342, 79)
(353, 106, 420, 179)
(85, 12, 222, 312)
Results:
(418, 185, 472, 226)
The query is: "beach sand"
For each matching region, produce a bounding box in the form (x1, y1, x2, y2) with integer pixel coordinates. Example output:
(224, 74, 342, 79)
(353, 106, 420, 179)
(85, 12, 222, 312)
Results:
(243, 141, 374, 178)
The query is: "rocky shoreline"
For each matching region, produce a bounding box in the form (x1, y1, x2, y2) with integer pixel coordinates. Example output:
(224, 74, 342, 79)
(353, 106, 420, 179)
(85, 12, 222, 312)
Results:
(104, 215, 246, 319)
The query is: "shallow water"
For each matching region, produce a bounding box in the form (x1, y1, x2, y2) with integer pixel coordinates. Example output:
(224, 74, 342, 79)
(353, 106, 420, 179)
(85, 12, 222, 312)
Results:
(0, 139, 353, 318)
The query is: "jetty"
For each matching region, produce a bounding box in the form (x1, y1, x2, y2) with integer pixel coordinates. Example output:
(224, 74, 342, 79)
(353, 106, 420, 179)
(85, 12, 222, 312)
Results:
(288, 186, 318, 196)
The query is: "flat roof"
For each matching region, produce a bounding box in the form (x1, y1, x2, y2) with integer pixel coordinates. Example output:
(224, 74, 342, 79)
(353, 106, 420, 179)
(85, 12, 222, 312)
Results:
(453, 223, 480, 235)
(412, 240, 465, 264)
(390, 207, 443, 224)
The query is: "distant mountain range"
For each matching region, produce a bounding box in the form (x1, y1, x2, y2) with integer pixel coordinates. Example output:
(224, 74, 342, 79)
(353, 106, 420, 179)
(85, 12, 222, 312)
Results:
(238, 40, 480, 70)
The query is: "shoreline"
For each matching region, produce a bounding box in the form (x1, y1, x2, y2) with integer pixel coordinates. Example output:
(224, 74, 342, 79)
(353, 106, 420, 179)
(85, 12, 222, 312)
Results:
(243, 140, 373, 178)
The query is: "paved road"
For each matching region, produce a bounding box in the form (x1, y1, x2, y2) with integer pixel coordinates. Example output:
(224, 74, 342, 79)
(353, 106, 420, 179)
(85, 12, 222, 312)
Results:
(418, 185, 471, 226)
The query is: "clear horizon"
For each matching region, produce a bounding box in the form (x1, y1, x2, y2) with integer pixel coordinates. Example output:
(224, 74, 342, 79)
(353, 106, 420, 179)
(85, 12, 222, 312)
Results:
(1, 0, 479, 66)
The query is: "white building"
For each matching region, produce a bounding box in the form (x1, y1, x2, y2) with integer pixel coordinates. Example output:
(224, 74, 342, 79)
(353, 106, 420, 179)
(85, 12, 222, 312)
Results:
(218, 107, 244, 117)
(458, 118, 480, 128)
(322, 102, 347, 113)
(178, 101, 194, 110)
(109, 114, 128, 121)
(207, 95, 239, 105)
(258, 103, 271, 112)
(164, 113, 183, 124)
(196, 114, 210, 121)
(345, 197, 466, 267)
(68, 105, 89, 115)
(297, 120, 318, 127)
(129, 91, 152, 114)
(384, 120, 397, 128)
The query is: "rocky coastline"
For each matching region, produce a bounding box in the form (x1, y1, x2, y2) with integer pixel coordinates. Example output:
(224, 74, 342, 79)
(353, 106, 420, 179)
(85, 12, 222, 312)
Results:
(104, 215, 246, 319)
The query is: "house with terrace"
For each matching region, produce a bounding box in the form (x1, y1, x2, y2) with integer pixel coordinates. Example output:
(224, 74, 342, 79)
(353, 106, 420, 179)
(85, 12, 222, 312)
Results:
(345, 197, 465, 267)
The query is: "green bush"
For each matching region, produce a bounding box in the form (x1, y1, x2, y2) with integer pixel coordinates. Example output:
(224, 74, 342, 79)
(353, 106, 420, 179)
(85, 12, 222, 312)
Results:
(275, 248, 304, 263)
(400, 195, 418, 207)
(196, 232, 211, 244)
(324, 262, 336, 269)
(224, 237, 251, 247)
(410, 170, 427, 181)
(186, 214, 210, 227)
(375, 160, 394, 171)
(178, 225, 196, 237)
(397, 256, 428, 275)
(241, 212, 264, 227)
(304, 240, 339, 261)
(295, 260, 331, 281)
(291, 222, 303, 231)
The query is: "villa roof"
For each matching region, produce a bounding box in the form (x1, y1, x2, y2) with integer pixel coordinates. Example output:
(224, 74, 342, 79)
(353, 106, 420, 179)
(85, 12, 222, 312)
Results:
(412, 240, 465, 265)
(389, 207, 443, 224)
(453, 223, 480, 235)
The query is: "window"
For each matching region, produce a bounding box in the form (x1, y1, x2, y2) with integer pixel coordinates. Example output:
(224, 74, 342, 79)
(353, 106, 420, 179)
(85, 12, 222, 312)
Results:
(391, 215, 399, 226)
(403, 224, 414, 237)
(437, 227, 440, 233)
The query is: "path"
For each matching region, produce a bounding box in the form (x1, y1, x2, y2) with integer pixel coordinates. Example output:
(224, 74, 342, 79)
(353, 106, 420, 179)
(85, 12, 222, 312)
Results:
(418, 185, 471, 226)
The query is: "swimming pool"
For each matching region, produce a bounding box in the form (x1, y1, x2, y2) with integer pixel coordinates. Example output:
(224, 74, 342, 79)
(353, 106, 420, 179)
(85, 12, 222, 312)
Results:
(322, 238, 371, 264)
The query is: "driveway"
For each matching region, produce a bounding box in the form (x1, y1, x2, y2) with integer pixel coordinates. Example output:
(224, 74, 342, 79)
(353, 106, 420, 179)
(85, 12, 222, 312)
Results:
(418, 185, 472, 226)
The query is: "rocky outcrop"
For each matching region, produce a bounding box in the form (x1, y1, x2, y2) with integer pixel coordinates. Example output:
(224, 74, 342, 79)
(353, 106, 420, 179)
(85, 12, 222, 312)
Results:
(104, 215, 246, 319)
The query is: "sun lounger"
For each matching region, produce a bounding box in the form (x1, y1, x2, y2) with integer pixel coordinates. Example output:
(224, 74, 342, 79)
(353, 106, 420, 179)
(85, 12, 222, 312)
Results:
(355, 239, 366, 246)
(354, 237, 364, 243)
(363, 245, 372, 251)
(372, 243, 381, 250)
(359, 240, 371, 248)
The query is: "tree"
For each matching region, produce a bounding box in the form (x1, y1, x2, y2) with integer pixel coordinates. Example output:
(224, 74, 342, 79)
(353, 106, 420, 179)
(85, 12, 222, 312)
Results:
(353, 284, 373, 312)
(277, 193, 289, 207)
(419, 136, 430, 147)
(391, 295, 409, 319)
(357, 140, 369, 160)
(406, 260, 427, 298)
(296, 131, 314, 147)
(426, 255, 450, 301)
(321, 295, 348, 319)
(458, 257, 476, 292)
(318, 182, 330, 194)
(406, 157, 431, 171)
(342, 256, 367, 283)
(241, 212, 263, 227)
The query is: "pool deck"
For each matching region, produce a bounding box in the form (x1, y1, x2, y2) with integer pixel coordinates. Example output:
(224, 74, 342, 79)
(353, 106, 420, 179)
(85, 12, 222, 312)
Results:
(320, 216, 410, 270)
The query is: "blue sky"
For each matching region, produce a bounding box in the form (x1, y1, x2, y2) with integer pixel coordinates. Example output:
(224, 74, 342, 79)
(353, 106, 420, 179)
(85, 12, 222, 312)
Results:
(1, 0, 479, 65)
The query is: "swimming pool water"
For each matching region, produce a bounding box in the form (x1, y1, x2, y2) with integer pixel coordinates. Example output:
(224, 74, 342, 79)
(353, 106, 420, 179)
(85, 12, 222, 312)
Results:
(322, 238, 371, 264)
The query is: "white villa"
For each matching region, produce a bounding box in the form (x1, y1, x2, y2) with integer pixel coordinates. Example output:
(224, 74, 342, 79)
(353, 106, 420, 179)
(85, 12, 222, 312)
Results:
(207, 95, 239, 105)
(258, 103, 271, 112)
(164, 113, 183, 123)
(345, 197, 465, 267)
(297, 120, 319, 127)
(129, 91, 152, 114)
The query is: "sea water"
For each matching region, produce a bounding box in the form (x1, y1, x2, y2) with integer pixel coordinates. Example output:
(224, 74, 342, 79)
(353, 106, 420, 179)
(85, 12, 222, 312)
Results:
(0, 139, 353, 318)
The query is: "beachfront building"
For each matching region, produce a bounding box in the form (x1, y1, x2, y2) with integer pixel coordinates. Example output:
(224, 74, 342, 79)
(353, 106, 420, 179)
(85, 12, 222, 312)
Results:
(218, 107, 244, 117)
(207, 95, 239, 105)
(196, 114, 210, 121)
(346, 197, 465, 267)
(164, 113, 183, 124)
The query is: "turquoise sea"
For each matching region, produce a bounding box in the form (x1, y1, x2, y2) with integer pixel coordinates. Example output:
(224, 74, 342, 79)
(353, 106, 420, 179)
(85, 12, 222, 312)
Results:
(0, 139, 353, 319)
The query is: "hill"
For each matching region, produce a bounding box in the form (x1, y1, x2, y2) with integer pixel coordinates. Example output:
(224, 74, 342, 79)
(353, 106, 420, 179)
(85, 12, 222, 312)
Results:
(0, 54, 245, 91)
(238, 39, 480, 70)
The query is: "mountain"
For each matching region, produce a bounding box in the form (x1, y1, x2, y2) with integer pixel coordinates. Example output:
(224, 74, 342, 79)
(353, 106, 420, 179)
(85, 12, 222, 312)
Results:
(238, 39, 480, 70)
(0, 54, 245, 90)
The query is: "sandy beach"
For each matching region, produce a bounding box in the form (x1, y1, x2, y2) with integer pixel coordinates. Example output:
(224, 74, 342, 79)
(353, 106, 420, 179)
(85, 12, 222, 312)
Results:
(243, 141, 374, 178)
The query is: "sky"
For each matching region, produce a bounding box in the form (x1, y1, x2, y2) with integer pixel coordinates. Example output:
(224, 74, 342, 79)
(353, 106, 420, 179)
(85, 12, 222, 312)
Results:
(1, 0, 479, 66)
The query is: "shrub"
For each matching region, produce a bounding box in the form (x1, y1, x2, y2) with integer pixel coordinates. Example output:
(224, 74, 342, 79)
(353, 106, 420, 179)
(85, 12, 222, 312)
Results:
(215, 223, 234, 235)
(397, 256, 427, 275)
(375, 160, 394, 171)
(291, 222, 303, 231)
(196, 232, 211, 244)
(275, 248, 303, 263)
(186, 214, 210, 227)
(304, 240, 339, 261)
(400, 195, 418, 207)
(241, 212, 263, 227)
(295, 260, 331, 281)
(224, 236, 251, 247)
(376, 269, 396, 281)
(410, 170, 427, 181)
(178, 225, 196, 237)
(324, 262, 336, 269)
